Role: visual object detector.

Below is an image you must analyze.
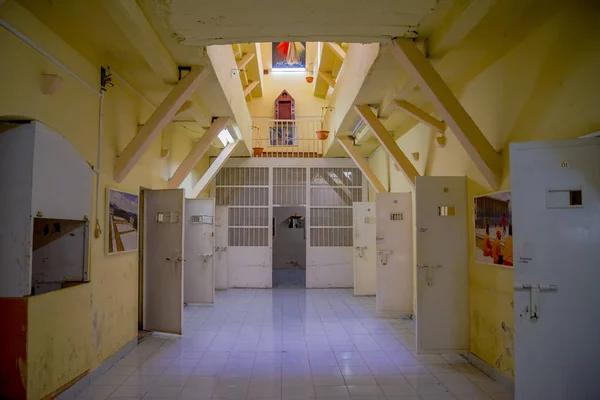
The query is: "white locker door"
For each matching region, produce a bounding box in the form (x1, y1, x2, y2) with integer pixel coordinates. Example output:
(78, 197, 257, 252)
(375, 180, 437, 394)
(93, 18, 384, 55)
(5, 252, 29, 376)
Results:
(184, 198, 215, 305)
(353, 202, 376, 295)
(511, 138, 600, 399)
(214, 206, 229, 290)
(416, 176, 468, 354)
(376, 192, 413, 313)
(143, 189, 184, 334)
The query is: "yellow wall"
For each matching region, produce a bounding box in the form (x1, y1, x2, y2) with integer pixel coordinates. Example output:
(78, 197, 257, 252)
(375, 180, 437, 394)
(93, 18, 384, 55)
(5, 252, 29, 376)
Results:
(368, 3, 600, 380)
(0, 2, 191, 398)
(248, 42, 326, 118)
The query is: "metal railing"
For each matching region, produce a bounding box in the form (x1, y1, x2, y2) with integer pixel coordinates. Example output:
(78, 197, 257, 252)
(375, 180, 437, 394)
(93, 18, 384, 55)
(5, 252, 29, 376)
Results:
(252, 118, 324, 158)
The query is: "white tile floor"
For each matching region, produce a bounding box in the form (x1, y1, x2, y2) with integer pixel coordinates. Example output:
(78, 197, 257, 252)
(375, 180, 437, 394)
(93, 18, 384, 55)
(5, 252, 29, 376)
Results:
(76, 289, 513, 400)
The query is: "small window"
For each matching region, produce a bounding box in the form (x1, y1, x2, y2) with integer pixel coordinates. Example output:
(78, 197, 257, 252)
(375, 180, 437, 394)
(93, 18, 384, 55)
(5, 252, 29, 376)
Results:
(438, 206, 456, 216)
(31, 218, 89, 295)
(218, 128, 234, 147)
(390, 213, 403, 221)
(547, 189, 583, 208)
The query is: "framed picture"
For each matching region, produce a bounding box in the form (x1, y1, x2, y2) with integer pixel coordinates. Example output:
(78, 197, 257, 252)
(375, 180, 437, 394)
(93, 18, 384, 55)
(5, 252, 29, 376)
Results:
(272, 42, 306, 70)
(106, 188, 139, 255)
(474, 191, 513, 267)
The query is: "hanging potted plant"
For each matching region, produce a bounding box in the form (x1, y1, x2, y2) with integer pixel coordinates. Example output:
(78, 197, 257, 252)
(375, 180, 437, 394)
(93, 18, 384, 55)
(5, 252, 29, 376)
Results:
(253, 141, 264, 156)
(252, 126, 263, 156)
(316, 106, 332, 140)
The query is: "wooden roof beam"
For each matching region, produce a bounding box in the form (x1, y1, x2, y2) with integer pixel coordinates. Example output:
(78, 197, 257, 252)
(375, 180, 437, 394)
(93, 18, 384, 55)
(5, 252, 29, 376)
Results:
(390, 39, 501, 189)
(318, 71, 336, 88)
(114, 66, 208, 182)
(355, 104, 419, 187)
(326, 42, 346, 60)
(337, 136, 386, 193)
(167, 116, 229, 189)
(103, 0, 211, 124)
(191, 141, 240, 198)
(236, 52, 255, 71)
(243, 80, 259, 97)
(393, 99, 446, 133)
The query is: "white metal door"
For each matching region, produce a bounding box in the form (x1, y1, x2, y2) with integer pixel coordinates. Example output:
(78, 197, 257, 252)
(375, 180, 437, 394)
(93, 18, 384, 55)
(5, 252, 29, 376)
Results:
(353, 202, 376, 295)
(143, 189, 184, 334)
(214, 206, 228, 290)
(416, 176, 468, 354)
(184, 198, 215, 304)
(511, 138, 600, 399)
(376, 193, 413, 313)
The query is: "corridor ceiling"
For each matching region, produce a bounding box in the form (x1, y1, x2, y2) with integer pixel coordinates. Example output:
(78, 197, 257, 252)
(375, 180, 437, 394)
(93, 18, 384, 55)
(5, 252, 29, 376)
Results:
(138, 0, 441, 45)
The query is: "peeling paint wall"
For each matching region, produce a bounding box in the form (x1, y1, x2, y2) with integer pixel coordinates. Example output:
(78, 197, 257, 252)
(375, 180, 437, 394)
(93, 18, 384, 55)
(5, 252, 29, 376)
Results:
(0, 2, 189, 398)
(367, 3, 600, 380)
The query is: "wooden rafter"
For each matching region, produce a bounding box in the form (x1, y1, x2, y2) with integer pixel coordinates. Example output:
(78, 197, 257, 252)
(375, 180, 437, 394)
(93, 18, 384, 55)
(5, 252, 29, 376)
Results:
(390, 39, 501, 189)
(354, 104, 420, 186)
(167, 117, 229, 189)
(114, 65, 208, 182)
(236, 52, 255, 70)
(103, 0, 211, 125)
(243, 80, 259, 97)
(326, 42, 346, 60)
(318, 71, 336, 88)
(392, 100, 447, 133)
(191, 141, 239, 198)
(337, 136, 386, 193)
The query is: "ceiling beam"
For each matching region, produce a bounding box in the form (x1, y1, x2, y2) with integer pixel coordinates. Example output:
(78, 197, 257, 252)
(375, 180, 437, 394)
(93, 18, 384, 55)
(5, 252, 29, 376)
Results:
(337, 136, 386, 193)
(390, 39, 501, 189)
(237, 52, 256, 71)
(103, 0, 211, 125)
(103, 0, 178, 82)
(114, 65, 208, 183)
(175, 101, 194, 116)
(393, 100, 446, 133)
(243, 80, 260, 97)
(192, 141, 240, 198)
(167, 116, 229, 189)
(355, 104, 419, 187)
(318, 71, 336, 88)
(326, 42, 346, 60)
(428, 0, 496, 57)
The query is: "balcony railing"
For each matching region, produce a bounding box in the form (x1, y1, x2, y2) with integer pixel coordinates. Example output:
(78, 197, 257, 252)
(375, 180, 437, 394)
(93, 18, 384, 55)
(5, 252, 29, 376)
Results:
(252, 118, 324, 158)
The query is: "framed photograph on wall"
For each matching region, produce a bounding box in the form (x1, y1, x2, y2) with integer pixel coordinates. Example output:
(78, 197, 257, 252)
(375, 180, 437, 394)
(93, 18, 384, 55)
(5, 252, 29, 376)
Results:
(474, 191, 513, 267)
(106, 188, 139, 255)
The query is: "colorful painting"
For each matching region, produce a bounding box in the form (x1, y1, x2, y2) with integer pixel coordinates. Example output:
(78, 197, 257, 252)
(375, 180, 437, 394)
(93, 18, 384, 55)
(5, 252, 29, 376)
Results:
(474, 191, 513, 267)
(107, 188, 139, 254)
(272, 42, 306, 69)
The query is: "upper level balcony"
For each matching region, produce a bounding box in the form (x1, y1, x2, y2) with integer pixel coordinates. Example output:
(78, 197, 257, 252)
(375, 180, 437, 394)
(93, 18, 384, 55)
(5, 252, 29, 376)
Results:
(251, 118, 324, 158)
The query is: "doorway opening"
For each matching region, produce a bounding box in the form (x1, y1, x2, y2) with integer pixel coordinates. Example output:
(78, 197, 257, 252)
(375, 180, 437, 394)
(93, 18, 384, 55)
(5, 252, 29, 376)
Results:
(272, 206, 306, 288)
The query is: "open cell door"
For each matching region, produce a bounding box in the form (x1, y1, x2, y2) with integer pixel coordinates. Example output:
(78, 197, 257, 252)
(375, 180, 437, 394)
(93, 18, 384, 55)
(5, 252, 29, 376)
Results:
(376, 193, 413, 313)
(353, 202, 376, 295)
(214, 206, 228, 290)
(184, 198, 215, 304)
(511, 138, 600, 399)
(416, 176, 469, 354)
(143, 189, 184, 334)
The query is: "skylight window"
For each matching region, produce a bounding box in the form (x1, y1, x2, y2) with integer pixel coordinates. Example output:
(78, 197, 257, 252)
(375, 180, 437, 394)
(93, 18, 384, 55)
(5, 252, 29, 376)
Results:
(272, 41, 306, 70)
(218, 129, 234, 147)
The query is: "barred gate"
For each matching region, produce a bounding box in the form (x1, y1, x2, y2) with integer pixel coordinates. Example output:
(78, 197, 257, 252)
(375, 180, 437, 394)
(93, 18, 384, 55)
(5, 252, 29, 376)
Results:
(213, 161, 365, 288)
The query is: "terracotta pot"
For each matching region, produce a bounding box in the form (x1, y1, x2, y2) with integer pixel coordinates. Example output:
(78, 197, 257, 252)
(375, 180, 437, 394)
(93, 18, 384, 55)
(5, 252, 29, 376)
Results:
(316, 130, 329, 140)
(306, 76, 314, 83)
(252, 147, 263, 156)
